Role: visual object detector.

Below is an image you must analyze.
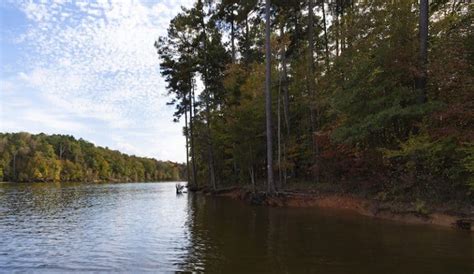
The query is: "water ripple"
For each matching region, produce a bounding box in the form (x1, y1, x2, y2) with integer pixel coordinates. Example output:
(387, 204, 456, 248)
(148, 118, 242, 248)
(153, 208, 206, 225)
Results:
(0, 182, 472, 273)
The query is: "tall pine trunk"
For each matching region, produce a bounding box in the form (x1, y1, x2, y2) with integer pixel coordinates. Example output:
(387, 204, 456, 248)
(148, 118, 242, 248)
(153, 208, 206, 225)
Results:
(322, 0, 330, 70)
(279, 25, 290, 135)
(198, 0, 217, 190)
(418, 0, 428, 103)
(335, 5, 340, 57)
(277, 82, 282, 187)
(184, 98, 190, 185)
(265, 0, 275, 194)
(189, 79, 198, 188)
(308, 0, 319, 183)
(205, 101, 217, 191)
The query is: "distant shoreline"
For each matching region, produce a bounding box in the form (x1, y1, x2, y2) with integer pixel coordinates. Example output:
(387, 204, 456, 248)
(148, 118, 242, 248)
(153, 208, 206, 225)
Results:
(0, 132, 186, 183)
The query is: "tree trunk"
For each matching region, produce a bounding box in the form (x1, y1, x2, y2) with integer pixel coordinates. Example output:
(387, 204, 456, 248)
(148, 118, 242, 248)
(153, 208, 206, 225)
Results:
(322, 0, 330, 70)
(283, 143, 287, 185)
(279, 25, 292, 180)
(245, 15, 249, 50)
(418, 0, 429, 103)
(249, 144, 256, 192)
(205, 102, 217, 191)
(277, 85, 282, 187)
(265, 0, 275, 194)
(249, 166, 255, 192)
(59, 143, 64, 160)
(243, 13, 252, 64)
(308, 0, 319, 183)
(308, 0, 316, 112)
(189, 79, 198, 188)
(199, 0, 217, 190)
(340, 2, 346, 52)
(279, 25, 290, 135)
(184, 98, 191, 185)
(335, 7, 340, 57)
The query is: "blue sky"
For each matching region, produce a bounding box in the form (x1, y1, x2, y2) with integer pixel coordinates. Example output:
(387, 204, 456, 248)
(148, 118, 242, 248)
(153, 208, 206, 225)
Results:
(0, 0, 195, 162)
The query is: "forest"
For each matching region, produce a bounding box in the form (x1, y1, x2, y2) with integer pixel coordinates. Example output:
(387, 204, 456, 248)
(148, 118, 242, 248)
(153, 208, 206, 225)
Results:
(156, 0, 473, 205)
(0, 132, 185, 183)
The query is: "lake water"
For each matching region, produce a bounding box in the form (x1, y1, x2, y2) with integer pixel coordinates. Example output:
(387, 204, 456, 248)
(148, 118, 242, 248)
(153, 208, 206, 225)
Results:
(0, 182, 472, 273)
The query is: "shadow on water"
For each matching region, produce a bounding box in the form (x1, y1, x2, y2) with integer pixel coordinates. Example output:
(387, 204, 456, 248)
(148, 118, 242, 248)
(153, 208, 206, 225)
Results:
(0, 182, 472, 273)
(179, 193, 473, 274)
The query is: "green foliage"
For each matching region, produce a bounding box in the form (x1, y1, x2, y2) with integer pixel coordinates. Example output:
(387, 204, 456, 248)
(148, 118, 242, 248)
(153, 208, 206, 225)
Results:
(157, 1, 472, 204)
(0, 132, 185, 183)
(327, 2, 425, 147)
(383, 134, 471, 200)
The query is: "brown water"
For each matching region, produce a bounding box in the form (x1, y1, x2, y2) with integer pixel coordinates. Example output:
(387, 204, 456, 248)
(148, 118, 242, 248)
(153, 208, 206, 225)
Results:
(0, 182, 472, 273)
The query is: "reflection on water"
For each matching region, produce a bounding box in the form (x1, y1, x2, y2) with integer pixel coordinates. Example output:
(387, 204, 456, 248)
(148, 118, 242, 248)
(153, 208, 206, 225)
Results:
(0, 182, 472, 273)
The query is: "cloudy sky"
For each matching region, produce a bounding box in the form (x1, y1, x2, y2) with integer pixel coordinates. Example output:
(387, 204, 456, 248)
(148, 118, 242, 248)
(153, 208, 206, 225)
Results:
(0, 0, 196, 162)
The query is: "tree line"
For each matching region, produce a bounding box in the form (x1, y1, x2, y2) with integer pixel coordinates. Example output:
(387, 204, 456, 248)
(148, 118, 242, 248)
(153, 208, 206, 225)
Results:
(156, 0, 472, 203)
(0, 132, 185, 183)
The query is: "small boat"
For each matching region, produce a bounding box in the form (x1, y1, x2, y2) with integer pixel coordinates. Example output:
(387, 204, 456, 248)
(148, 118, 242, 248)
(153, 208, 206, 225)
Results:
(176, 183, 186, 194)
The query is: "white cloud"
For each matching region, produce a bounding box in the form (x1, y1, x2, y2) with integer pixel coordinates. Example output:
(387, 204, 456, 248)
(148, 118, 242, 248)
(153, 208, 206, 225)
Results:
(22, 110, 87, 132)
(1, 0, 196, 162)
(0, 79, 17, 93)
(22, 2, 51, 22)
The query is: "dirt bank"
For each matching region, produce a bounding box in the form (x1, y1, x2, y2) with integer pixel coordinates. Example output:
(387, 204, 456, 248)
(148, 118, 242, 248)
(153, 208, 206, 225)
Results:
(210, 187, 473, 231)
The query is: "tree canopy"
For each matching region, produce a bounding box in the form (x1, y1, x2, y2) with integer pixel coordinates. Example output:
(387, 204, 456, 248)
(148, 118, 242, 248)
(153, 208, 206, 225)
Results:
(0, 132, 185, 183)
(156, 0, 472, 204)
